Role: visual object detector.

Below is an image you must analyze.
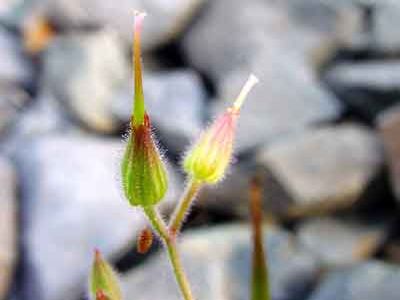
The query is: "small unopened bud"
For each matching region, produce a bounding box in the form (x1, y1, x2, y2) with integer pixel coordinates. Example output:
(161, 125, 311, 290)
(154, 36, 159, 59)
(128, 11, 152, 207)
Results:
(121, 11, 168, 206)
(90, 249, 122, 300)
(137, 227, 153, 254)
(183, 74, 258, 183)
(96, 290, 111, 300)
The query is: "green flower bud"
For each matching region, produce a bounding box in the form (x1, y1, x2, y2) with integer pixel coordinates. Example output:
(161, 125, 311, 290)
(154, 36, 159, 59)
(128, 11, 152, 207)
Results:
(89, 249, 122, 300)
(122, 114, 168, 206)
(121, 11, 168, 206)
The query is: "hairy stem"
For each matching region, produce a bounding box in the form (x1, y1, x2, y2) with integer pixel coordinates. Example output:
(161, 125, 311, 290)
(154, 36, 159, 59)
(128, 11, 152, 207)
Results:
(169, 179, 202, 236)
(143, 206, 195, 300)
(165, 239, 194, 300)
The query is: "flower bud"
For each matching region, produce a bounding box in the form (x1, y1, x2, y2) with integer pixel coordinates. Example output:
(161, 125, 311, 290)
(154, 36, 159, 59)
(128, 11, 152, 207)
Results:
(96, 290, 111, 300)
(137, 227, 153, 254)
(183, 74, 258, 183)
(121, 11, 168, 206)
(90, 249, 122, 300)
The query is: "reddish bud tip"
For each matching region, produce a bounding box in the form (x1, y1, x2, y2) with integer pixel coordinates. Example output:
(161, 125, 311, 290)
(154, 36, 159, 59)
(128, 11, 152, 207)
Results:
(137, 227, 153, 254)
(96, 290, 110, 300)
(89, 249, 122, 300)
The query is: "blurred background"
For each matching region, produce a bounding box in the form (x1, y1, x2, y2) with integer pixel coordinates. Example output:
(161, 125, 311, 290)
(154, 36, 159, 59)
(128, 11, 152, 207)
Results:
(1, 0, 400, 299)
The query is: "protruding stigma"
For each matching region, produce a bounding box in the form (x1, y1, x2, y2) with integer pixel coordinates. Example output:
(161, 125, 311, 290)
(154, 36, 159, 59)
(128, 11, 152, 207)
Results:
(232, 74, 259, 111)
(132, 11, 147, 126)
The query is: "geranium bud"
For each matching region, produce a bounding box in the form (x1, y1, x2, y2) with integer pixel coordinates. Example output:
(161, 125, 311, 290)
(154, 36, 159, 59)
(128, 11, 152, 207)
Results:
(137, 227, 153, 254)
(121, 11, 168, 207)
(90, 249, 122, 300)
(183, 74, 258, 183)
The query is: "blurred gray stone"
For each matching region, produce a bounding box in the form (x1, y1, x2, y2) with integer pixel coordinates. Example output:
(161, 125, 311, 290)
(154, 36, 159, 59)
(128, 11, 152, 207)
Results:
(112, 70, 205, 153)
(326, 61, 400, 91)
(0, 0, 20, 18)
(33, 0, 206, 50)
(309, 261, 400, 300)
(16, 135, 180, 300)
(184, 0, 343, 152)
(122, 225, 319, 300)
(0, 92, 74, 156)
(324, 61, 400, 121)
(42, 28, 129, 133)
(377, 105, 400, 202)
(281, 0, 364, 49)
(184, 0, 362, 76)
(256, 125, 383, 208)
(0, 27, 31, 85)
(0, 156, 17, 299)
(297, 217, 387, 267)
(0, 84, 29, 134)
(374, 3, 400, 52)
(14, 93, 72, 135)
(196, 163, 293, 218)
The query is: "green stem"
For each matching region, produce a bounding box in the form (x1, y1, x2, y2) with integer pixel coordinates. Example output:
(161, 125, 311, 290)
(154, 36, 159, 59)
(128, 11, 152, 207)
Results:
(143, 206, 169, 241)
(143, 206, 195, 300)
(168, 179, 202, 236)
(165, 240, 194, 300)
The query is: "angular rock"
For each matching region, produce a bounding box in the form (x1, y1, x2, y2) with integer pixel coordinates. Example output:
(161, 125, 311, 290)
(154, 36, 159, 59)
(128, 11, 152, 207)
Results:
(16, 135, 180, 300)
(0, 156, 17, 299)
(42, 28, 129, 133)
(32, 0, 206, 50)
(256, 125, 383, 211)
(122, 225, 320, 300)
(324, 61, 400, 121)
(309, 261, 400, 300)
(112, 70, 205, 153)
(297, 217, 387, 267)
(377, 104, 400, 202)
(0, 27, 31, 85)
(183, 0, 343, 152)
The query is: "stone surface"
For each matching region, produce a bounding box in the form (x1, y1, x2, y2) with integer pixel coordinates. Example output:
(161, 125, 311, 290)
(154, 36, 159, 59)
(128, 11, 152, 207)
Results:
(281, 0, 364, 49)
(112, 70, 205, 153)
(196, 163, 293, 218)
(377, 105, 400, 202)
(256, 125, 383, 208)
(374, 3, 400, 52)
(122, 225, 319, 300)
(42, 28, 129, 133)
(0, 156, 17, 299)
(309, 261, 400, 300)
(183, 0, 362, 76)
(32, 0, 206, 50)
(0, 27, 31, 85)
(297, 217, 387, 267)
(15, 135, 180, 300)
(0, 0, 20, 19)
(0, 92, 75, 156)
(183, 0, 343, 152)
(324, 61, 400, 121)
(0, 84, 30, 134)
